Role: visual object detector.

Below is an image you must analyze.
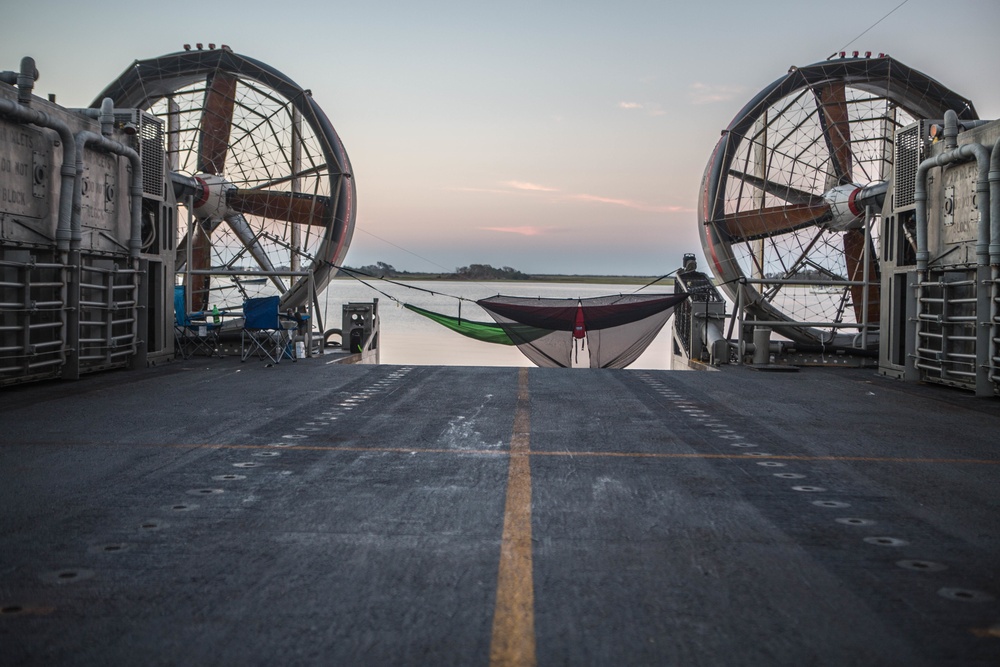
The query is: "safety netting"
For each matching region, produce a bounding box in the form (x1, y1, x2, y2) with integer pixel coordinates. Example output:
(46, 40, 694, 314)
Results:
(476, 293, 689, 368)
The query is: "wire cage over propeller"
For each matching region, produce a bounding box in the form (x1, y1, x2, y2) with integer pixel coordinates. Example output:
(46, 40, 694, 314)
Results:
(699, 55, 976, 349)
(95, 46, 356, 314)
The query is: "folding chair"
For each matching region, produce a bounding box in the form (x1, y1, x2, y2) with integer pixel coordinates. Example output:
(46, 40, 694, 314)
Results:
(174, 285, 222, 359)
(241, 296, 294, 363)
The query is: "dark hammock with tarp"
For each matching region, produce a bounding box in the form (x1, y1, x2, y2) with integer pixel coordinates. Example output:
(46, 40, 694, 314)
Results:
(406, 293, 689, 369)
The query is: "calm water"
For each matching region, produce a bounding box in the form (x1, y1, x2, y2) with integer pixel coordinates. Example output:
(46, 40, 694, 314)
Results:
(316, 279, 677, 369)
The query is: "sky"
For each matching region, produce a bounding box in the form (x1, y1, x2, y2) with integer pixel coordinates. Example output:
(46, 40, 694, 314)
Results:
(3, 0, 999, 275)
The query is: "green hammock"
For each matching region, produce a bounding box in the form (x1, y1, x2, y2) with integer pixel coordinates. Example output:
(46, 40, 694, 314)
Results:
(405, 303, 551, 346)
(405, 303, 521, 345)
(405, 304, 516, 345)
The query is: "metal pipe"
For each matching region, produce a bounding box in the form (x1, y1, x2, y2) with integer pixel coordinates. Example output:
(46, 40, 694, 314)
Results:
(80, 265, 141, 276)
(74, 98, 116, 137)
(180, 269, 313, 277)
(914, 362, 943, 372)
(25, 358, 63, 370)
(738, 277, 867, 287)
(944, 109, 959, 150)
(752, 327, 771, 366)
(916, 279, 977, 288)
(739, 320, 869, 328)
(936, 368, 977, 378)
(736, 283, 744, 365)
(32, 338, 64, 348)
(975, 154, 992, 267)
(915, 110, 992, 272)
(98, 98, 114, 136)
(0, 260, 65, 269)
(990, 137, 1000, 265)
(861, 204, 872, 349)
(992, 267, 1000, 390)
(17, 57, 37, 106)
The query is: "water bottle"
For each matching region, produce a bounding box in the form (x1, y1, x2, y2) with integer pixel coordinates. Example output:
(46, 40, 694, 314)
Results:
(212, 305, 221, 326)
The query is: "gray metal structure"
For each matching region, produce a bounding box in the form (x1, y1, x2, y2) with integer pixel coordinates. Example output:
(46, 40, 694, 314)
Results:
(0, 57, 176, 386)
(879, 112, 1000, 396)
(342, 300, 380, 364)
(672, 260, 728, 368)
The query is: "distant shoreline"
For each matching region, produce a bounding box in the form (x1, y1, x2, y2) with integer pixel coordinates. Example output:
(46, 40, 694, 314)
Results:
(333, 273, 672, 286)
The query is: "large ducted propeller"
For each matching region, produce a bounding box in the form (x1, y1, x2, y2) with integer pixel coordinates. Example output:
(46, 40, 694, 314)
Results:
(96, 48, 358, 315)
(713, 80, 884, 324)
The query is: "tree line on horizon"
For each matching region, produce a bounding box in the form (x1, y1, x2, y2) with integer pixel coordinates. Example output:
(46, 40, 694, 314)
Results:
(340, 261, 531, 281)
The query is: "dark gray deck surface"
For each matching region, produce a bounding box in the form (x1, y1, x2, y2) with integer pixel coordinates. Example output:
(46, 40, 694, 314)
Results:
(1, 357, 998, 665)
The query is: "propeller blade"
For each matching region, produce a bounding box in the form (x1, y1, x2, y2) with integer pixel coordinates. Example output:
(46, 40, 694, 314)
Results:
(727, 169, 823, 206)
(224, 213, 289, 294)
(815, 82, 853, 186)
(717, 202, 832, 241)
(198, 71, 238, 175)
(188, 221, 213, 312)
(175, 232, 189, 272)
(843, 228, 880, 323)
(228, 190, 332, 227)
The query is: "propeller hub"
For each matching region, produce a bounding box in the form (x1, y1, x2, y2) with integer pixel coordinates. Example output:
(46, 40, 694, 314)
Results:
(192, 174, 236, 220)
(822, 182, 887, 232)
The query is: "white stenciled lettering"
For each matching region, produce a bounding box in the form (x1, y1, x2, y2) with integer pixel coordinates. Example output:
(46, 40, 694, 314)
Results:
(1, 188, 27, 205)
(10, 130, 32, 148)
(0, 127, 35, 148)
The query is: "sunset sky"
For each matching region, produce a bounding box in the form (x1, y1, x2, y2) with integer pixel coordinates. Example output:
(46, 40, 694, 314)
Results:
(4, 0, 999, 275)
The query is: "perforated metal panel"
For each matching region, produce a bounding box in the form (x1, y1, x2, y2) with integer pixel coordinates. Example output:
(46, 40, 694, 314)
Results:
(892, 123, 922, 210)
(113, 109, 164, 201)
(138, 111, 164, 200)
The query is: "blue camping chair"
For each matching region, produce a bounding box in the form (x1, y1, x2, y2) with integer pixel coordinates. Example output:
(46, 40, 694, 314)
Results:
(174, 285, 222, 358)
(241, 296, 294, 363)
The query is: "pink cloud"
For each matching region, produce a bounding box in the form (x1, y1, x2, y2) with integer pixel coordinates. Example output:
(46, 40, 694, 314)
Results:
(454, 179, 693, 215)
(504, 180, 560, 192)
(567, 193, 692, 214)
(688, 82, 746, 105)
(619, 101, 666, 116)
(482, 226, 545, 236)
(445, 186, 514, 194)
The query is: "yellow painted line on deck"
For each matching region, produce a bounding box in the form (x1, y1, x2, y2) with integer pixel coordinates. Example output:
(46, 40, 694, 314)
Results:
(489, 367, 536, 667)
